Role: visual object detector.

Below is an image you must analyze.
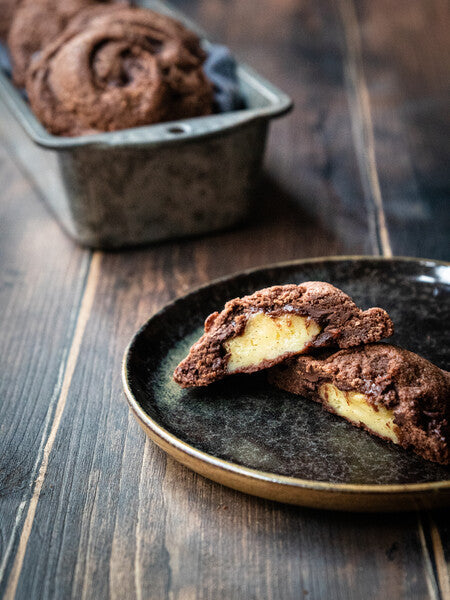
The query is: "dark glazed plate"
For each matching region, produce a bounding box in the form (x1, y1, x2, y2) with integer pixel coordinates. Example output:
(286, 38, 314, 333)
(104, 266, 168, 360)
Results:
(122, 257, 450, 511)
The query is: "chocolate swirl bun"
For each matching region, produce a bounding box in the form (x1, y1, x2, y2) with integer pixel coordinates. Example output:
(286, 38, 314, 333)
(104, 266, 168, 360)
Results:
(26, 6, 214, 136)
(8, 0, 126, 86)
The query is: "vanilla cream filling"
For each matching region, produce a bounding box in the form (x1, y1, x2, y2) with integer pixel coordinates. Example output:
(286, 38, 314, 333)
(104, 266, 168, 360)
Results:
(225, 312, 321, 373)
(318, 382, 399, 442)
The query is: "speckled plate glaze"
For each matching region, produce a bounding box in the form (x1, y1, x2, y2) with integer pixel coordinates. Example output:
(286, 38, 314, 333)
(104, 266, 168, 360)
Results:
(123, 257, 450, 511)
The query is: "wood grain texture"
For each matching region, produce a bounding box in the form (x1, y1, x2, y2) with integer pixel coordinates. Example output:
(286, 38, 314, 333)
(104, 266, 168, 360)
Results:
(429, 510, 450, 598)
(351, 0, 450, 259)
(0, 0, 449, 598)
(174, 0, 381, 256)
(0, 144, 90, 593)
(3, 254, 101, 600)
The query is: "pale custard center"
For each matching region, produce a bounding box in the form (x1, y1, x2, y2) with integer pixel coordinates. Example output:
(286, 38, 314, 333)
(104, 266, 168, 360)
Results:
(225, 312, 321, 373)
(318, 382, 399, 443)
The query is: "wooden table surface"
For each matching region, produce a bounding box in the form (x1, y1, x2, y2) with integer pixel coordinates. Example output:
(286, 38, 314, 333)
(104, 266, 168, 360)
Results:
(1, 1, 449, 598)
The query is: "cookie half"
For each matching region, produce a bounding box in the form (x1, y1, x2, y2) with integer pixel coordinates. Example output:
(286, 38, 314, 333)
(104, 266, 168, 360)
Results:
(173, 282, 393, 387)
(268, 344, 450, 464)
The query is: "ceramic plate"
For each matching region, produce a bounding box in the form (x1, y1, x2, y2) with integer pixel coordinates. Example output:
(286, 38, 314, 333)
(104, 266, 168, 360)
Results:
(122, 257, 450, 511)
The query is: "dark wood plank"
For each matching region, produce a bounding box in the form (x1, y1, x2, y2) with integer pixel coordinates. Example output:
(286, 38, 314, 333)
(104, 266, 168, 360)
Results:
(0, 144, 90, 594)
(348, 0, 450, 260)
(428, 510, 450, 597)
(171, 0, 380, 256)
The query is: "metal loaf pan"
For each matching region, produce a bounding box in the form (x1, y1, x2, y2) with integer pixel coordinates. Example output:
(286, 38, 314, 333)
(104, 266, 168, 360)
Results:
(0, 0, 292, 249)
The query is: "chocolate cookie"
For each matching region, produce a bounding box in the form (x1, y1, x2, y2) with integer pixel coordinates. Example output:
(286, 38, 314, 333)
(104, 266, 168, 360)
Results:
(173, 282, 393, 387)
(0, 0, 20, 41)
(269, 344, 450, 464)
(8, 0, 125, 87)
(25, 5, 213, 135)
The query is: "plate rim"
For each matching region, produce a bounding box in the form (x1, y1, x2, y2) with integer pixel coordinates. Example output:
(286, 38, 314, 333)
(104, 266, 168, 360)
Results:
(122, 255, 450, 498)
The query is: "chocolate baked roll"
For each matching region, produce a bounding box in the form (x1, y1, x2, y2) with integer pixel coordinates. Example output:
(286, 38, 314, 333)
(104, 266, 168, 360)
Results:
(25, 5, 213, 136)
(173, 282, 393, 387)
(269, 344, 450, 465)
(0, 0, 20, 41)
(8, 0, 127, 87)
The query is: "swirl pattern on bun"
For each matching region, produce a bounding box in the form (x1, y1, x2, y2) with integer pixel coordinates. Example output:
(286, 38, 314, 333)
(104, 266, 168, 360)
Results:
(8, 0, 124, 86)
(26, 6, 214, 136)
